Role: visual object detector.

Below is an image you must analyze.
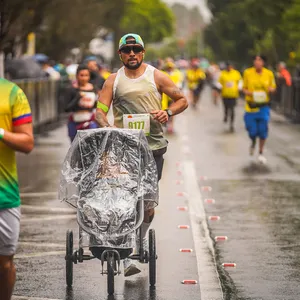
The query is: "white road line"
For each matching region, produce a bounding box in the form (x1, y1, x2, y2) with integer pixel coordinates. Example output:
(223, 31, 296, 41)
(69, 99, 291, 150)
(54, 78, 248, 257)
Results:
(20, 192, 58, 198)
(12, 296, 62, 300)
(21, 215, 76, 223)
(18, 242, 64, 248)
(15, 251, 65, 259)
(21, 205, 75, 214)
(183, 160, 224, 300)
(178, 113, 224, 300)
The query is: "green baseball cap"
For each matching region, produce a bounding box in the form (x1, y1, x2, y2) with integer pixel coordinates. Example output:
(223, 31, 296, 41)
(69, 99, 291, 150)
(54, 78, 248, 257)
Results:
(119, 33, 144, 50)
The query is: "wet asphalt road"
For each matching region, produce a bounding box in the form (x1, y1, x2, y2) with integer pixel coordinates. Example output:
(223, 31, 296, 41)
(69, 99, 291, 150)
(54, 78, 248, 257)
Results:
(14, 87, 300, 300)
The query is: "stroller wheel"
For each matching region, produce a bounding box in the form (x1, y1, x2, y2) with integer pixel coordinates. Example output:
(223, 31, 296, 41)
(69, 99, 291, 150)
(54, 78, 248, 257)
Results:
(107, 252, 115, 295)
(65, 230, 74, 287)
(149, 229, 156, 287)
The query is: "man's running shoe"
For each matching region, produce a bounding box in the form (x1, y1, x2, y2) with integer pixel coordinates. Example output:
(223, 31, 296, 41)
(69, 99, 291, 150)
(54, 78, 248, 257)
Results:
(258, 154, 267, 165)
(123, 238, 148, 277)
(250, 146, 255, 156)
(123, 258, 141, 277)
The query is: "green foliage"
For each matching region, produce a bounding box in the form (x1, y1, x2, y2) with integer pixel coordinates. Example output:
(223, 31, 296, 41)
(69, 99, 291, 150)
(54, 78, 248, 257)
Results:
(121, 0, 174, 44)
(205, 0, 296, 66)
(2, 0, 175, 63)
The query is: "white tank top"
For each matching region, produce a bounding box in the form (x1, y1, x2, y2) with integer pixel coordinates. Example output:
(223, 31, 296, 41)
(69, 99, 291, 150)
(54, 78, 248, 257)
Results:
(112, 65, 167, 150)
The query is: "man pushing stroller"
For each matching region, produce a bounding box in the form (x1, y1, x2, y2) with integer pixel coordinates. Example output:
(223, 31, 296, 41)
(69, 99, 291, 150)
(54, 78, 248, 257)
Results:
(95, 33, 188, 276)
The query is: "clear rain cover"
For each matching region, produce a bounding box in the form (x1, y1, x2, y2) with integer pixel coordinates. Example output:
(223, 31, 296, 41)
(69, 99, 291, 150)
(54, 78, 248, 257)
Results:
(58, 128, 159, 249)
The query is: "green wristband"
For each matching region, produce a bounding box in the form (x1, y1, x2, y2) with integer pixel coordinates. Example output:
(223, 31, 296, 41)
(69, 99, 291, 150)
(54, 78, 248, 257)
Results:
(0, 128, 4, 140)
(97, 102, 109, 113)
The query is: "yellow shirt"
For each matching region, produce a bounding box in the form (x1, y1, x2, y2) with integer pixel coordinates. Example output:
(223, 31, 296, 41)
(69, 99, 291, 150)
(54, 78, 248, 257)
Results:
(186, 68, 206, 90)
(218, 69, 241, 98)
(243, 67, 276, 112)
(0, 79, 32, 209)
(101, 70, 111, 80)
(162, 69, 183, 110)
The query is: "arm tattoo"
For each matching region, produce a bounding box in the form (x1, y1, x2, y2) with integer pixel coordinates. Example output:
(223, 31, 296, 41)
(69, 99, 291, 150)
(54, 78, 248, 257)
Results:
(172, 89, 182, 96)
(95, 111, 110, 127)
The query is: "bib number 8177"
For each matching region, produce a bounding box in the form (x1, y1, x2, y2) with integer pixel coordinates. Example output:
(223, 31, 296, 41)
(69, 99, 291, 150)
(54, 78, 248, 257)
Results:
(128, 121, 145, 130)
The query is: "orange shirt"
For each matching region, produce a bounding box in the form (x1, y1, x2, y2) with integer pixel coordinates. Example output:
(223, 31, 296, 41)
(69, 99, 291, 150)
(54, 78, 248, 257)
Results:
(280, 69, 292, 86)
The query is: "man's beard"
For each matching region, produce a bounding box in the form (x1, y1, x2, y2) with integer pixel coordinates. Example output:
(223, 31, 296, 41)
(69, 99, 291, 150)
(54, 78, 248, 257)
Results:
(123, 59, 143, 70)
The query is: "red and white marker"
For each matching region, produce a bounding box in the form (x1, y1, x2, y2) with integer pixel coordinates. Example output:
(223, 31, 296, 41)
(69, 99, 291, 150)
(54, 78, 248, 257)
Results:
(177, 170, 183, 176)
(215, 236, 228, 241)
(179, 248, 193, 253)
(178, 225, 190, 229)
(176, 162, 181, 167)
(176, 192, 188, 197)
(199, 176, 208, 181)
(201, 186, 212, 192)
(177, 206, 188, 211)
(209, 216, 220, 221)
(222, 263, 236, 268)
(175, 180, 183, 185)
(204, 198, 215, 204)
(181, 280, 198, 284)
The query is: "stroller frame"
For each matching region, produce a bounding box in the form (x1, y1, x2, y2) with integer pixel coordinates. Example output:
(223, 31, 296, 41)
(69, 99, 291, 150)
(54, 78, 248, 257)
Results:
(65, 199, 157, 296)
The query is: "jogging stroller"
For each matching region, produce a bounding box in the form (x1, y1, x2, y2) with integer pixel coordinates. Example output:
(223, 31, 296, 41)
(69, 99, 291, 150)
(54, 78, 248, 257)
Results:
(59, 128, 159, 295)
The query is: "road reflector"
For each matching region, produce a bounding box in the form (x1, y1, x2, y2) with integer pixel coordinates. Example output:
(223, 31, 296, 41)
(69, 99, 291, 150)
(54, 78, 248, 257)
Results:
(209, 216, 220, 221)
(215, 236, 228, 241)
(201, 186, 212, 192)
(176, 162, 181, 167)
(177, 170, 182, 176)
(178, 225, 190, 229)
(199, 176, 208, 181)
(179, 248, 193, 253)
(181, 279, 198, 284)
(177, 206, 188, 211)
(222, 263, 236, 268)
(204, 199, 215, 204)
(175, 180, 183, 185)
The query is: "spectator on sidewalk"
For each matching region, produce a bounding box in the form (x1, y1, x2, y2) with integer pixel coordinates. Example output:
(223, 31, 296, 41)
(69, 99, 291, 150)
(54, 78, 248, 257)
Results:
(0, 78, 34, 300)
(41, 60, 61, 80)
(277, 62, 292, 87)
(84, 57, 105, 90)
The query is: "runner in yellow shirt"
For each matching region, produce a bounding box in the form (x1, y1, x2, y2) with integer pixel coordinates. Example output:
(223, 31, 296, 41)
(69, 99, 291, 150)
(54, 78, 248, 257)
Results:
(162, 59, 184, 133)
(243, 55, 276, 164)
(218, 62, 242, 132)
(186, 60, 206, 109)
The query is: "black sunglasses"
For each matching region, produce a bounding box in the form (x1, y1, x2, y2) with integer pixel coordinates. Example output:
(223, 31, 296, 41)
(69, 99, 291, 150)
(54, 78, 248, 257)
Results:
(120, 46, 144, 54)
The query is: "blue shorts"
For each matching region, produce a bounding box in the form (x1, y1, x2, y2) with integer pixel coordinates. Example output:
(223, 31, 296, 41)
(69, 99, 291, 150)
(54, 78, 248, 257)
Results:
(68, 120, 98, 142)
(244, 106, 270, 140)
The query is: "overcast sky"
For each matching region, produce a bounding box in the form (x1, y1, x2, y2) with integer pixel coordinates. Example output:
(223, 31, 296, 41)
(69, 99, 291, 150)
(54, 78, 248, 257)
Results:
(163, 0, 212, 23)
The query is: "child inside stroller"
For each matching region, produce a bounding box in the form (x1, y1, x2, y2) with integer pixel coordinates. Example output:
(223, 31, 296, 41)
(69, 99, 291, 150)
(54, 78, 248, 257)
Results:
(59, 128, 159, 295)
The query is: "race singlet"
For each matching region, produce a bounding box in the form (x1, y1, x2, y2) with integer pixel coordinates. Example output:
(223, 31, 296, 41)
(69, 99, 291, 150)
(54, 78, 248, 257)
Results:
(123, 114, 150, 136)
(253, 91, 267, 103)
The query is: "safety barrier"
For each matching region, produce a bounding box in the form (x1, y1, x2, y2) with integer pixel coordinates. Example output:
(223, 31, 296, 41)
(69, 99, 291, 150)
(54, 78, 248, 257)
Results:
(272, 77, 300, 122)
(13, 78, 69, 132)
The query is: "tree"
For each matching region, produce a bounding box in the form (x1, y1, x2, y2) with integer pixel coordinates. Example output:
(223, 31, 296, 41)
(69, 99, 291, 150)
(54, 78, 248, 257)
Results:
(0, 0, 50, 54)
(205, 0, 295, 67)
(36, 0, 174, 65)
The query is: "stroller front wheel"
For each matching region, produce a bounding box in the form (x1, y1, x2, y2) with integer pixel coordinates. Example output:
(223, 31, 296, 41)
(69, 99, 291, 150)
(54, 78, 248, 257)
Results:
(65, 230, 74, 287)
(107, 253, 115, 295)
(149, 229, 156, 287)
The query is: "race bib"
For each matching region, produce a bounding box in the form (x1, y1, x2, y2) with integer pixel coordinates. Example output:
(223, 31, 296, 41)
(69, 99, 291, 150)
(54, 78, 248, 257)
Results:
(226, 81, 234, 88)
(123, 114, 150, 136)
(253, 91, 267, 103)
